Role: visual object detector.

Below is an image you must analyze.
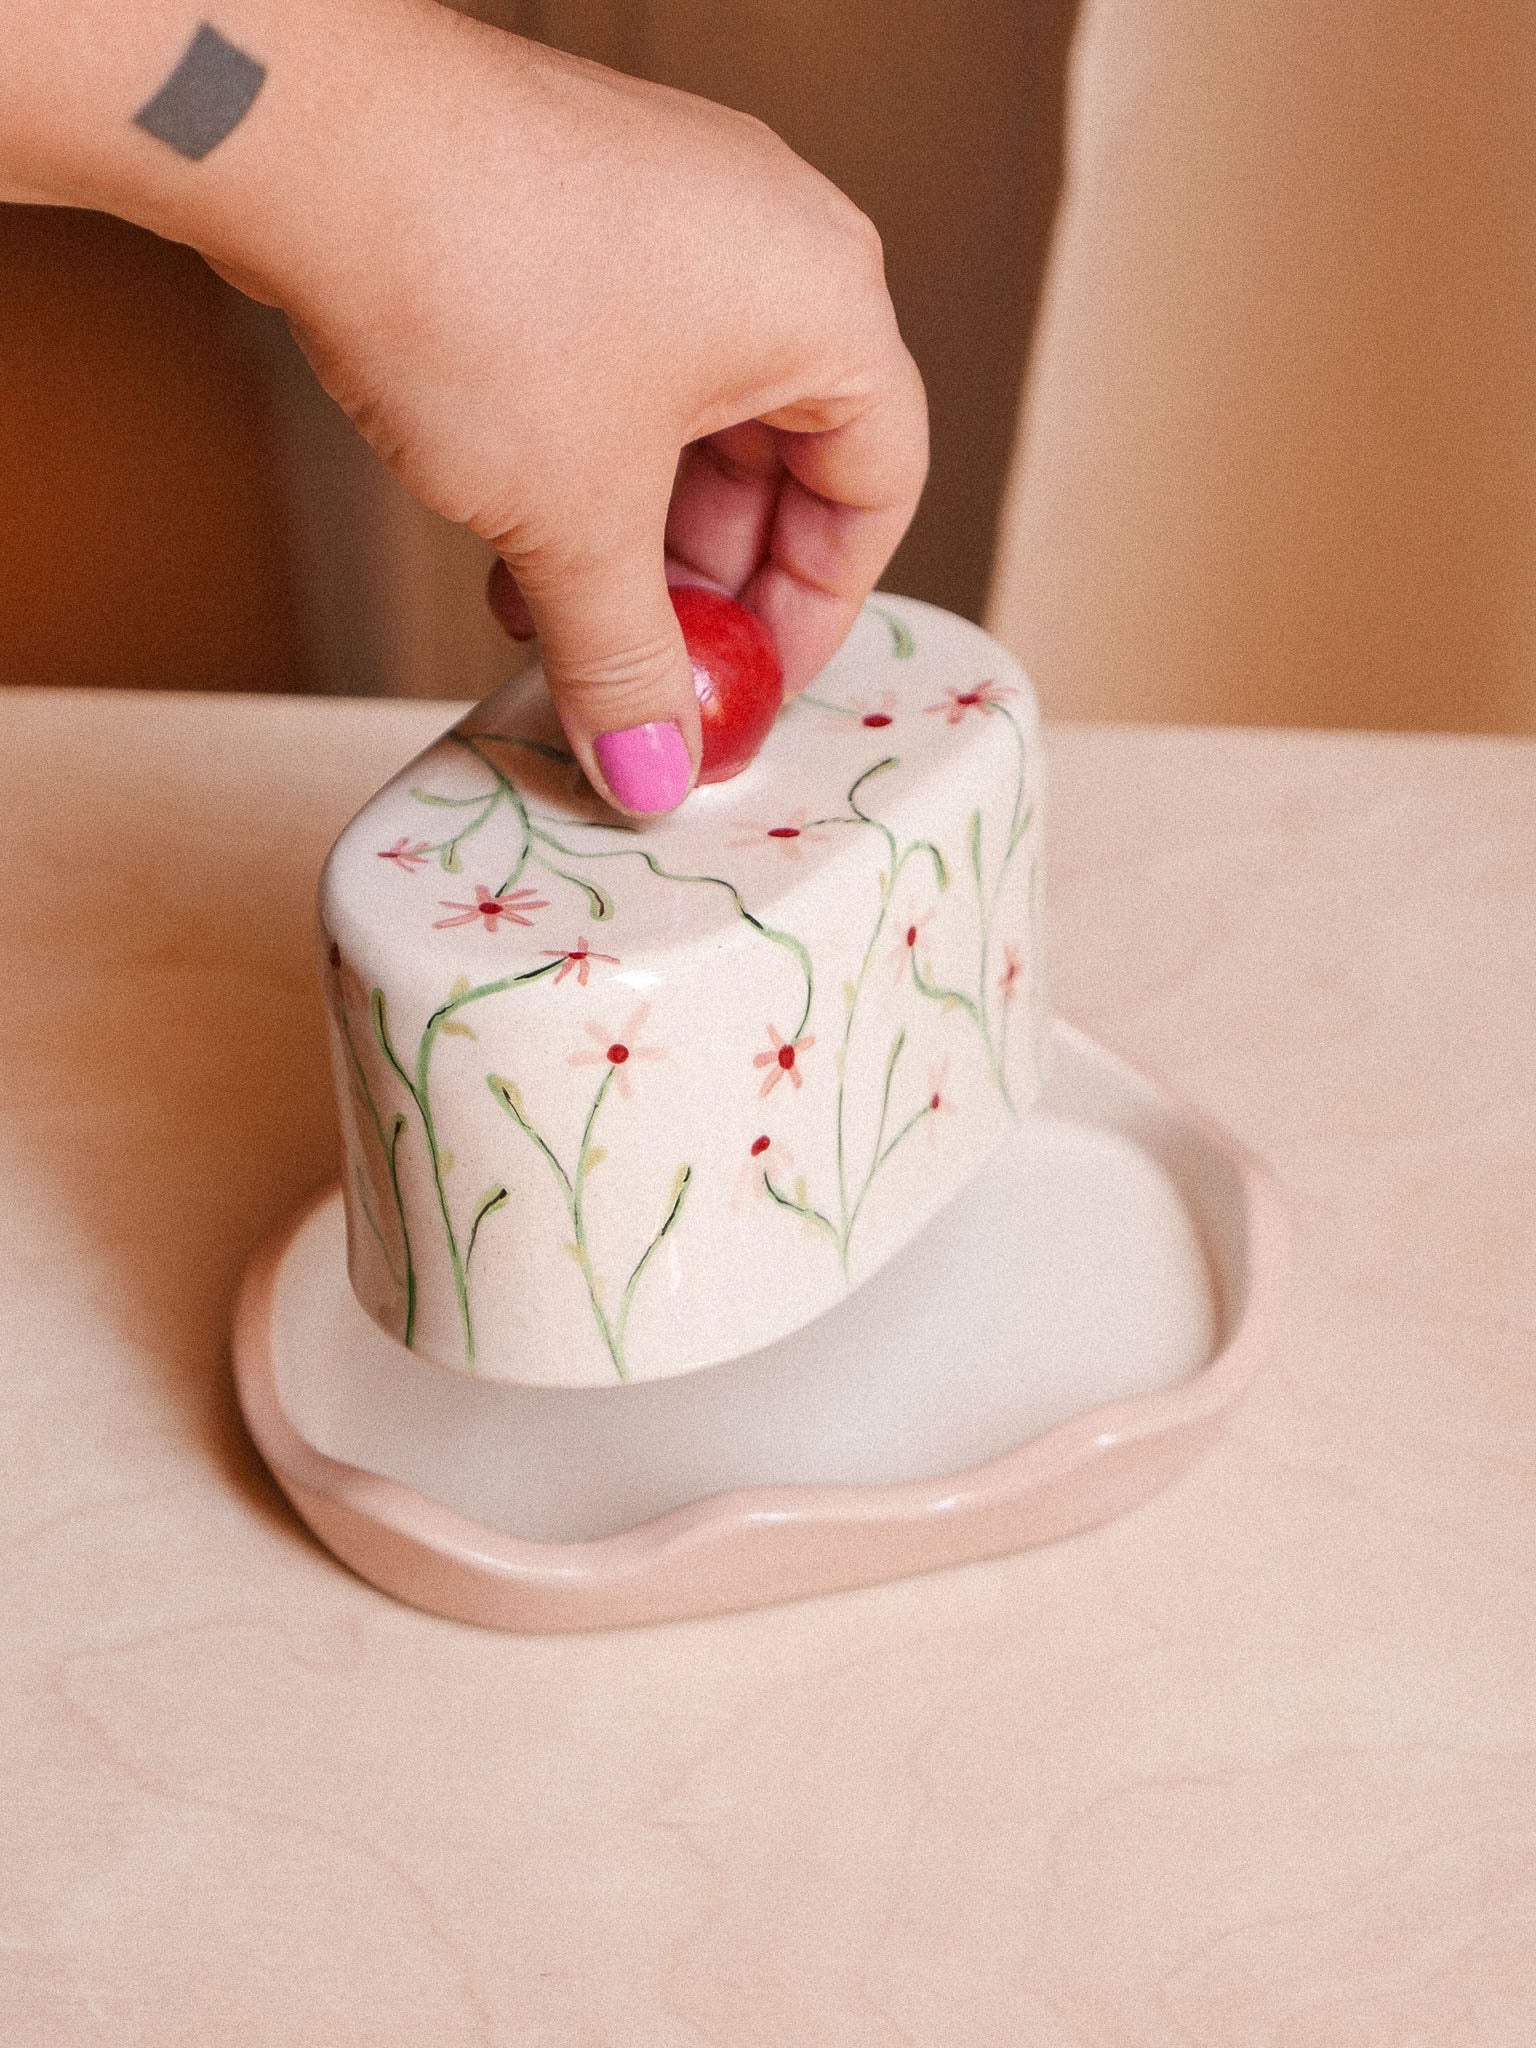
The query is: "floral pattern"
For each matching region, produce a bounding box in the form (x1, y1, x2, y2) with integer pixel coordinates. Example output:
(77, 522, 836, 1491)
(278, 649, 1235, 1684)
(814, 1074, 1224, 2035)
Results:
(378, 837, 431, 870)
(323, 599, 1042, 1381)
(924, 678, 1018, 725)
(727, 809, 832, 859)
(753, 1024, 814, 1096)
(568, 1004, 664, 1099)
(541, 936, 619, 986)
(434, 883, 549, 933)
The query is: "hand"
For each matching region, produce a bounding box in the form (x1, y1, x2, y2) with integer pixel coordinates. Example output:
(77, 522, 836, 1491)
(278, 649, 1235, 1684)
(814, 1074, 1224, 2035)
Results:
(281, 14, 928, 813)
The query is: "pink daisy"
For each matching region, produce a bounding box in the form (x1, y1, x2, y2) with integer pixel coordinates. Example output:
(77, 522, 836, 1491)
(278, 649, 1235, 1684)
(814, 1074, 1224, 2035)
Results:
(753, 1024, 815, 1097)
(542, 936, 619, 987)
(727, 809, 831, 860)
(816, 689, 898, 733)
(999, 945, 1025, 1005)
(378, 837, 431, 871)
(924, 679, 1017, 725)
(733, 1130, 797, 1210)
(434, 884, 549, 934)
(568, 1003, 664, 1099)
(888, 905, 936, 981)
(925, 1060, 957, 1134)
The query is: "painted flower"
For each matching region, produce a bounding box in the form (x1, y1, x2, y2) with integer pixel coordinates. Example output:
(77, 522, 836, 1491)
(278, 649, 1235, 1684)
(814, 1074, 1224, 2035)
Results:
(816, 689, 897, 732)
(434, 884, 549, 934)
(999, 945, 1025, 1005)
(542, 936, 619, 987)
(568, 1002, 664, 1099)
(753, 1024, 815, 1096)
(887, 905, 936, 982)
(924, 679, 1017, 725)
(727, 809, 831, 860)
(925, 1060, 957, 1137)
(378, 837, 431, 871)
(733, 1130, 796, 1210)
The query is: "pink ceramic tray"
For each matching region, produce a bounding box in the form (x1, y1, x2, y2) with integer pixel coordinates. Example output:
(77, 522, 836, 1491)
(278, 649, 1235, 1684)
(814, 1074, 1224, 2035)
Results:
(233, 1020, 1288, 1631)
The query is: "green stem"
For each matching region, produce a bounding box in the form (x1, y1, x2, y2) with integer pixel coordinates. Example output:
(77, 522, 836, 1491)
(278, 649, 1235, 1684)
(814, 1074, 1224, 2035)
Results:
(793, 692, 864, 720)
(870, 604, 916, 659)
(762, 1173, 840, 1245)
(823, 761, 950, 1258)
(465, 1186, 508, 1270)
(386, 1113, 416, 1342)
(490, 1063, 639, 1380)
(872, 1100, 935, 1176)
(617, 1166, 694, 1355)
(338, 1001, 416, 1341)
(526, 818, 816, 1038)
(843, 1030, 907, 1260)
(352, 1168, 404, 1293)
(410, 731, 574, 875)
(374, 959, 563, 1369)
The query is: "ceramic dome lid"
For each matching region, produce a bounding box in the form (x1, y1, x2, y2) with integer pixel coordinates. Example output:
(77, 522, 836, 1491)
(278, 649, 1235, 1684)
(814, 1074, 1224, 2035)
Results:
(319, 595, 1045, 1387)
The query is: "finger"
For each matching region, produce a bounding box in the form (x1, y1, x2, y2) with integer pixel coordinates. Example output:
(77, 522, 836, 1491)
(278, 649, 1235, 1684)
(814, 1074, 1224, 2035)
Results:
(746, 347, 928, 695)
(664, 425, 780, 595)
(504, 522, 702, 819)
(486, 558, 537, 640)
(493, 552, 722, 643)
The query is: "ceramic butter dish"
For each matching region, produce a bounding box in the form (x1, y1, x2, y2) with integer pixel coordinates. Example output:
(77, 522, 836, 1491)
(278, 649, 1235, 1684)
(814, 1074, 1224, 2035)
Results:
(320, 596, 1043, 1388)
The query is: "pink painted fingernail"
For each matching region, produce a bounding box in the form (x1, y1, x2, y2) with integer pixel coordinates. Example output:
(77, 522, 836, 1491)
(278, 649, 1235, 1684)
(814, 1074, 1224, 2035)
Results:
(594, 721, 692, 814)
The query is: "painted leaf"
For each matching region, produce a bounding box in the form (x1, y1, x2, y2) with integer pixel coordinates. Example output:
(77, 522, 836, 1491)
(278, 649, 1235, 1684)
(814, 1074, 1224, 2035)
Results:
(873, 605, 916, 659)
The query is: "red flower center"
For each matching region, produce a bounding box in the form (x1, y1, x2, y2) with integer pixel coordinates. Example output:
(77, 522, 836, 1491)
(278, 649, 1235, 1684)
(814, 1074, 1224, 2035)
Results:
(930, 1092, 942, 1111)
(483, 899, 506, 915)
(863, 712, 892, 727)
(906, 924, 917, 947)
(768, 826, 800, 839)
(751, 1134, 771, 1156)
(607, 1043, 629, 1064)
(778, 1044, 796, 1070)
(956, 690, 981, 707)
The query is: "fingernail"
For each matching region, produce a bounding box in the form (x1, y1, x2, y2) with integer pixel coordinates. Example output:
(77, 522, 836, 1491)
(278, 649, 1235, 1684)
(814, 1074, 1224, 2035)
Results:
(594, 721, 691, 814)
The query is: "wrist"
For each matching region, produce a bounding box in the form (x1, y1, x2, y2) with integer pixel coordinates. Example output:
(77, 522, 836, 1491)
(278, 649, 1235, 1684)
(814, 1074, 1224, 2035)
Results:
(0, 0, 469, 316)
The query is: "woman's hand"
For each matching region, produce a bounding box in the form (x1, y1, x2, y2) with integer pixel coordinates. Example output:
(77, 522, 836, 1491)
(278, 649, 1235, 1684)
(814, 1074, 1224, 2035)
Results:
(282, 14, 928, 811)
(0, 0, 927, 812)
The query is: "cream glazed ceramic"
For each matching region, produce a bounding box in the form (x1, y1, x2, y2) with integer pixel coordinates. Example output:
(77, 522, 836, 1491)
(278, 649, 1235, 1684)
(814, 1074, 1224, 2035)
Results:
(319, 597, 1044, 1387)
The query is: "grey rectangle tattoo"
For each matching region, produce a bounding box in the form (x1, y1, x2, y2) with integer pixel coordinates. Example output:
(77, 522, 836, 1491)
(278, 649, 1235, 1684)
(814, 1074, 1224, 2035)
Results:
(133, 24, 266, 161)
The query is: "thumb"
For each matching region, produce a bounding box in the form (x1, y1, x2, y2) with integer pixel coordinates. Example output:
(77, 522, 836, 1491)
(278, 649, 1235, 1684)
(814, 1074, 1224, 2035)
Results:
(506, 531, 701, 819)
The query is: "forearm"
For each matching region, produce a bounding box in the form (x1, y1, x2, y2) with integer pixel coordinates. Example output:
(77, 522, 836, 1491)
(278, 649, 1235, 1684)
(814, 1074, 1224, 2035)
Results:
(0, 0, 472, 311)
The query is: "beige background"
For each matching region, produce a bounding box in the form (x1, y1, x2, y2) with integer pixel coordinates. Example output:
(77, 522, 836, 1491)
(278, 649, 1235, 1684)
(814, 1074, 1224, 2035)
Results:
(2, 0, 1535, 728)
(990, 0, 1536, 734)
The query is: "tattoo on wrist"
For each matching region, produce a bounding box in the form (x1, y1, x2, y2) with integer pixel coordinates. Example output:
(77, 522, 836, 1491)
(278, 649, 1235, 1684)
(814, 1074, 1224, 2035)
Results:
(133, 24, 266, 162)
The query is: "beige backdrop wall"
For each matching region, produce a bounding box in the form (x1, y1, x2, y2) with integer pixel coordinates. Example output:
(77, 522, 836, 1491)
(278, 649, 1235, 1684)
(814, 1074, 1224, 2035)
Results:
(5, 1, 1532, 730)
(989, 0, 1536, 733)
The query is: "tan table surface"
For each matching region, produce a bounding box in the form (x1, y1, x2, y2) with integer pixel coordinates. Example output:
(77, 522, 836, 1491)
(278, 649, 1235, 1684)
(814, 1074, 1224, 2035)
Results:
(3, 689, 1534, 2045)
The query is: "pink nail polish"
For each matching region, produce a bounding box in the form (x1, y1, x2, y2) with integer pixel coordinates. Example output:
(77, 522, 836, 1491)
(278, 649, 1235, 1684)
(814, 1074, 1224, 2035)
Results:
(594, 722, 692, 814)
